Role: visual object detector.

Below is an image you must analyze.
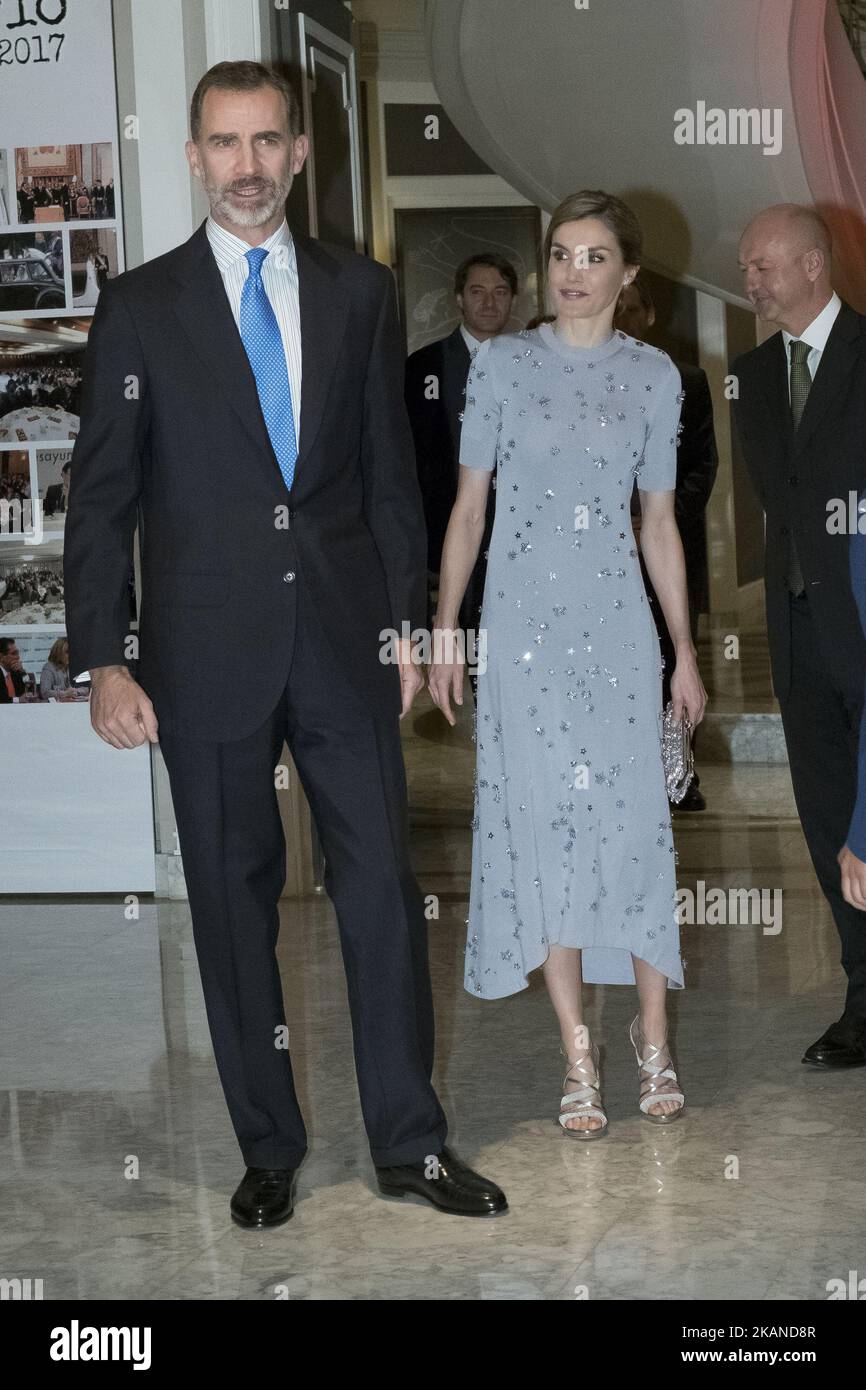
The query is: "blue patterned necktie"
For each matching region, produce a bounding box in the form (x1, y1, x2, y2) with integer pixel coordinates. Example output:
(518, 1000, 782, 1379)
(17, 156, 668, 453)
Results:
(239, 245, 298, 490)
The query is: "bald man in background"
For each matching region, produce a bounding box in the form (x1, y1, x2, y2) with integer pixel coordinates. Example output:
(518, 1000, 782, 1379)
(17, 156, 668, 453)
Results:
(733, 204, 866, 1068)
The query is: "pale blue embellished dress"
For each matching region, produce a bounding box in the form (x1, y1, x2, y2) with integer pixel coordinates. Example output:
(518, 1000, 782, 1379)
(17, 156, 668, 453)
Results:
(460, 324, 685, 999)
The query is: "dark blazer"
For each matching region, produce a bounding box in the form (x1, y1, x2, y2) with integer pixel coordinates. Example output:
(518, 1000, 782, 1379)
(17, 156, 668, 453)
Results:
(673, 362, 717, 599)
(731, 301, 866, 704)
(634, 360, 717, 610)
(0, 666, 26, 702)
(849, 500, 866, 857)
(43, 483, 66, 516)
(404, 325, 495, 626)
(63, 220, 427, 742)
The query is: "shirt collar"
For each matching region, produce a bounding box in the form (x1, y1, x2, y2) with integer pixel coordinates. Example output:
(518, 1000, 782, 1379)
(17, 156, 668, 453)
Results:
(206, 215, 295, 274)
(460, 323, 485, 353)
(782, 290, 841, 354)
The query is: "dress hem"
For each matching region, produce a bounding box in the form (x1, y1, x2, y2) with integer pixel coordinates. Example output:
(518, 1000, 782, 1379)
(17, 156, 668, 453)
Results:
(466, 941, 684, 1001)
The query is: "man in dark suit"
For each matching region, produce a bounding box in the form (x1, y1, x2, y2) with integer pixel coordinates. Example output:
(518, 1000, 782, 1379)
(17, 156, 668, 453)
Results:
(615, 276, 719, 811)
(63, 61, 506, 1226)
(733, 203, 866, 1067)
(0, 636, 26, 702)
(43, 462, 70, 518)
(17, 181, 35, 224)
(404, 254, 517, 691)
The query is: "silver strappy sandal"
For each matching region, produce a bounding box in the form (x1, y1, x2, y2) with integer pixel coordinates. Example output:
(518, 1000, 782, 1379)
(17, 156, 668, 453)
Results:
(558, 1042, 608, 1140)
(628, 1015, 685, 1124)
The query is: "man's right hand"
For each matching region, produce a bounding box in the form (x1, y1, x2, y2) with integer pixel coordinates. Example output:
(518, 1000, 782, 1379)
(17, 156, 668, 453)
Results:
(89, 665, 159, 748)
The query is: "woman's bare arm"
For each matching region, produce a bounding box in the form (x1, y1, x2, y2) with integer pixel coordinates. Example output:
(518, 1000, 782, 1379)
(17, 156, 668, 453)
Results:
(428, 465, 492, 722)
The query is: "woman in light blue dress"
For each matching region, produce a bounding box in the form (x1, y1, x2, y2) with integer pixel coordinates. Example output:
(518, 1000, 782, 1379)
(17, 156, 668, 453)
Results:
(428, 191, 707, 1138)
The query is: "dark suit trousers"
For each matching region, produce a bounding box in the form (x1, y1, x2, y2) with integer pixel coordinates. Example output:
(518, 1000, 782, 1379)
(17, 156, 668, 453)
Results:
(157, 583, 448, 1168)
(777, 592, 866, 1023)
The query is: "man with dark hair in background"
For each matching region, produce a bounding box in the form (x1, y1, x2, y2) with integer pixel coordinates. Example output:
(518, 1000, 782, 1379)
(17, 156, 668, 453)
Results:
(405, 254, 517, 698)
(616, 274, 719, 811)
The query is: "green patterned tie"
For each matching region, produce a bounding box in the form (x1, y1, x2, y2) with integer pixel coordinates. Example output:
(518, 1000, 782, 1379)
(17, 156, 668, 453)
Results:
(787, 339, 811, 595)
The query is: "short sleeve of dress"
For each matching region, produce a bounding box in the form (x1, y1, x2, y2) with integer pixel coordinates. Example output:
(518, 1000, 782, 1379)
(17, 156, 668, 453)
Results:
(636, 356, 683, 492)
(458, 336, 500, 472)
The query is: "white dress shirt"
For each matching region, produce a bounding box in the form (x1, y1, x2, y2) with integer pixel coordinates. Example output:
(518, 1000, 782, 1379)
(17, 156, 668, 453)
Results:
(781, 290, 841, 398)
(460, 323, 485, 357)
(205, 215, 303, 441)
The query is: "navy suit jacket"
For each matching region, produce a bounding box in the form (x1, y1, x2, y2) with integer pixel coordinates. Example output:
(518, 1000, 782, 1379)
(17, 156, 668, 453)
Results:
(405, 325, 474, 571)
(404, 324, 496, 627)
(64, 220, 427, 741)
(731, 302, 866, 704)
(848, 497, 866, 858)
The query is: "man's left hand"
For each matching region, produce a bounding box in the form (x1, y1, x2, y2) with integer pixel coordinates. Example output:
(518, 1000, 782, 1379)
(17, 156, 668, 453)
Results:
(397, 638, 423, 719)
(839, 844, 866, 911)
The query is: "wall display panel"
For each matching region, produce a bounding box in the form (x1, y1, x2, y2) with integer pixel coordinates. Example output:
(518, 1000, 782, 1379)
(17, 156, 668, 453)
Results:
(0, 0, 153, 890)
(0, 0, 128, 697)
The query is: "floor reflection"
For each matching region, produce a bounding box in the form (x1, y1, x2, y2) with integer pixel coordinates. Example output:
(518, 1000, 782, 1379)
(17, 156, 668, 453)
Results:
(1, 686, 863, 1300)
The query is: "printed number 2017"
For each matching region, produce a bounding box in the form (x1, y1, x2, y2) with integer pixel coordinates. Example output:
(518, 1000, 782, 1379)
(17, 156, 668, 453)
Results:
(0, 32, 65, 63)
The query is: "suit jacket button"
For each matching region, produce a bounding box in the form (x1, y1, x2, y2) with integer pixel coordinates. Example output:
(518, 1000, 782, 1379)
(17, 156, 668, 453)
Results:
(288, 507, 296, 519)
(780, 526, 788, 535)
(283, 571, 295, 584)
(788, 475, 798, 484)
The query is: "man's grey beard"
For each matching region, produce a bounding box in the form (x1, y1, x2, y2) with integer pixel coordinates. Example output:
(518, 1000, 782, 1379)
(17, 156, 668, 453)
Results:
(204, 172, 293, 230)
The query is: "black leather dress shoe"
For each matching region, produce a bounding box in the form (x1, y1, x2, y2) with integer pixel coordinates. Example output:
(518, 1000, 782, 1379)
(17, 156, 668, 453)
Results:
(802, 1020, 866, 1069)
(375, 1146, 507, 1216)
(230, 1167, 296, 1228)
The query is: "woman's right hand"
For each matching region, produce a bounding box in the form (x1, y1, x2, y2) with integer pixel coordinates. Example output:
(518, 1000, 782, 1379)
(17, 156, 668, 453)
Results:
(427, 627, 466, 726)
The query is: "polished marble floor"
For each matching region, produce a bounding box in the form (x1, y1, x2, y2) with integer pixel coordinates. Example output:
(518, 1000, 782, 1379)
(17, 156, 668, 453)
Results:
(1, 688, 864, 1301)
(695, 624, 777, 714)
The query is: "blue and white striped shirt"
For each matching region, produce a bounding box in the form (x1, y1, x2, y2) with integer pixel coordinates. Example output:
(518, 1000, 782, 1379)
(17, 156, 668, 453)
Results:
(205, 214, 303, 440)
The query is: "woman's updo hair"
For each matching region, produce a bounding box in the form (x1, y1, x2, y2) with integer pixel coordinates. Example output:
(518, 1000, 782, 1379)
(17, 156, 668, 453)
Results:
(543, 189, 643, 273)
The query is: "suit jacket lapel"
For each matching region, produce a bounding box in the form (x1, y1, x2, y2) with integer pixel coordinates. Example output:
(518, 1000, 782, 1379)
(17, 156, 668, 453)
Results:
(759, 333, 794, 460)
(168, 221, 351, 490)
(794, 303, 862, 454)
(293, 229, 350, 468)
(442, 326, 471, 470)
(169, 222, 278, 471)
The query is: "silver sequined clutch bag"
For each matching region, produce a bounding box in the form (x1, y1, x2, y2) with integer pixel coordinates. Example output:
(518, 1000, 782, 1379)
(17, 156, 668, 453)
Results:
(661, 700, 694, 803)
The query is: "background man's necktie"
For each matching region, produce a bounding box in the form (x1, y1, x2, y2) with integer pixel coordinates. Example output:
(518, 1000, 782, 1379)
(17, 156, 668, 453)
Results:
(787, 338, 811, 596)
(239, 246, 298, 491)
